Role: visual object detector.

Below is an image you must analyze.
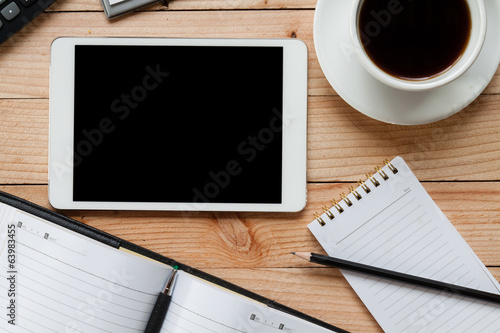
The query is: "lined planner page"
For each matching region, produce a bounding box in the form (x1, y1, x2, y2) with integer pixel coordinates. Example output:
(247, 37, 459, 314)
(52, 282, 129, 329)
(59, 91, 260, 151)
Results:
(0, 202, 171, 333)
(161, 271, 337, 333)
(309, 157, 500, 333)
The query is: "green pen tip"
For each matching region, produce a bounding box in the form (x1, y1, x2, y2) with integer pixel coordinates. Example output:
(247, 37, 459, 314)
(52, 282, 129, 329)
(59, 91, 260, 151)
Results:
(173, 265, 179, 270)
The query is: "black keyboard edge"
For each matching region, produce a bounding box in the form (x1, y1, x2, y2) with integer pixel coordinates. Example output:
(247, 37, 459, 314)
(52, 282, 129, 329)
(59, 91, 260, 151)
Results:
(0, 0, 57, 45)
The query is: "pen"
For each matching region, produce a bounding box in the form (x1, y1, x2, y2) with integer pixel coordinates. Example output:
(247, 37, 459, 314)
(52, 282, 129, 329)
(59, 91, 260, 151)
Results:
(292, 252, 500, 305)
(145, 266, 178, 333)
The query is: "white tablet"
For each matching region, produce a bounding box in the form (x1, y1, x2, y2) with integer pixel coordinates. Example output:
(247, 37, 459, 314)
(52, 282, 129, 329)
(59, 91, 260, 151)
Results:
(49, 37, 308, 212)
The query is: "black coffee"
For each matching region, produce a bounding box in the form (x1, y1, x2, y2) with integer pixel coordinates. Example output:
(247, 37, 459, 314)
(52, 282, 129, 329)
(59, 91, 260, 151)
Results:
(359, 0, 471, 80)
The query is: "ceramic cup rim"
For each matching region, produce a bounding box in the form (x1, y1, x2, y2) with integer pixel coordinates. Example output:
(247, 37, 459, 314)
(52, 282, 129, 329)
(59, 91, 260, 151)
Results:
(350, 0, 487, 92)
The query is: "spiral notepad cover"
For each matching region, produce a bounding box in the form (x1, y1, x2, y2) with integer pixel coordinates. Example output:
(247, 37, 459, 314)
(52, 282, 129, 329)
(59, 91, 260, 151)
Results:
(312, 158, 399, 227)
(307, 156, 500, 332)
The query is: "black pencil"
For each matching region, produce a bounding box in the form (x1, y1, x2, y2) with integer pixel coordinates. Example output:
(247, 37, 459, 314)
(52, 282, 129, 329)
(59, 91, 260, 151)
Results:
(292, 252, 500, 305)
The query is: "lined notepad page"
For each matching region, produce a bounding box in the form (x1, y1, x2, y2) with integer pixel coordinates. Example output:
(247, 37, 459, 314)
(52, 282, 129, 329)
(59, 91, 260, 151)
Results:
(309, 157, 500, 333)
(0, 202, 171, 333)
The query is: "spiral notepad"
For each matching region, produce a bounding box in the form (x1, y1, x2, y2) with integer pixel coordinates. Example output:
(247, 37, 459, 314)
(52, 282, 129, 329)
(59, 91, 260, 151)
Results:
(308, 157, 500, 333)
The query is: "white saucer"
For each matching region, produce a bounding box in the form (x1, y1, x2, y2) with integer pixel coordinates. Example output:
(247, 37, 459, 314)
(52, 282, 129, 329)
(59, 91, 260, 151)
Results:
(314, 0, 500, 125)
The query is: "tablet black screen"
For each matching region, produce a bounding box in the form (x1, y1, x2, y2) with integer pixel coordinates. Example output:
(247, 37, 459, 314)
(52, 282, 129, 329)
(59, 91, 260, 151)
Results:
(73, 45, 283, 204)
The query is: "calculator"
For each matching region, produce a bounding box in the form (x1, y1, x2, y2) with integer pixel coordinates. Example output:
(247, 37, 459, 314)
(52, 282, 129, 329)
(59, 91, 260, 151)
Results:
(0, 0, 56, 44)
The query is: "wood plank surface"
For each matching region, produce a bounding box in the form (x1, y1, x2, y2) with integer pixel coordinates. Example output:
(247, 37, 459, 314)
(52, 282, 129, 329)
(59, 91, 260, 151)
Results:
(2, 183, 499, 268)
(0, 176, 498, 333)
(1, 10, 499, 98)
(2, 95, 500, 184)
(308, 95, 500, 182)
(1, 1, 500, 332)
(49, 0, 317, 12)
(0, 11, 315, 98)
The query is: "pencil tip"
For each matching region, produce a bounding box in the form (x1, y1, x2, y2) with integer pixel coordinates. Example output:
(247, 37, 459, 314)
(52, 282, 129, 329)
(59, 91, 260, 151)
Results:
(292, 252, 311, 261)
(291, 252, 296, 255)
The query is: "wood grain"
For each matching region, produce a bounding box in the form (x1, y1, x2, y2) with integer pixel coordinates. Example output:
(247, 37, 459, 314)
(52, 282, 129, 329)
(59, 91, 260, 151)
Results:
(48, 0, 317, 12)
(1, 2, 500, 332)
(0, 11, 314, 98)
(1, 10, 498, 99)
(0, 99, 48, 184)
(2, 95, 500, 184)
(1, 183, 499, 269)
(308, 95, 500, 182)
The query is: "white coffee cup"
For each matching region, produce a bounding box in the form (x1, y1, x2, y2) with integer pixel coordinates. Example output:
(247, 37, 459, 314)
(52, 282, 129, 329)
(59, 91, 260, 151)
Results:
(350, 0, 487, 91)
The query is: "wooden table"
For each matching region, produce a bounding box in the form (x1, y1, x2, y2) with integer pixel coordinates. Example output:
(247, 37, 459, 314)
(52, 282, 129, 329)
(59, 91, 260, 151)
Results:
(1, 1, 500, 332)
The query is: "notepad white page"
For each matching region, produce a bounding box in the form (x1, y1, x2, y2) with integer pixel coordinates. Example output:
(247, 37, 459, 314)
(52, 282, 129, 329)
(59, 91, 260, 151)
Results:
(0, 202, 171, 333)
(161, 270, 338, 333)
(309, 157, 500, 333)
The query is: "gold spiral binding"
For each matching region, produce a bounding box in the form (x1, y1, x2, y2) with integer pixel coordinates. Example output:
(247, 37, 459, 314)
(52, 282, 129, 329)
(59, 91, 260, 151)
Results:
(331, 199, 344, 213)
(349, 186, 362, 200)
(358, 179, 371, 193)
(375, 166, 389, 180)
(366, 173, 380, 187)
(315, 158, 397, 226)
(314, 212, 325, 226)
(322, 206, 334, 220)
(384, 159, 398, 174)
(340, 193, 353, 207)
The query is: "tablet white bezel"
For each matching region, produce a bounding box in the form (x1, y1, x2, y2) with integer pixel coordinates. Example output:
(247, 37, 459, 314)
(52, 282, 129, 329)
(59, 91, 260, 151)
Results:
(49, 37, 308, 212)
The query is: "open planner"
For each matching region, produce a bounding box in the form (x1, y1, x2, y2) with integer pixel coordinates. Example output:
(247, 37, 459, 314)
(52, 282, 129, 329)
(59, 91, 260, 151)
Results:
(308, 157, 500, 333)
(0, 191, 347, 333)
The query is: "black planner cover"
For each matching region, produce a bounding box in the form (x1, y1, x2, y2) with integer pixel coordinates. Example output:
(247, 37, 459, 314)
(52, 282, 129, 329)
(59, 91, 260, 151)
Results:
(0, 190, 348, 333)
